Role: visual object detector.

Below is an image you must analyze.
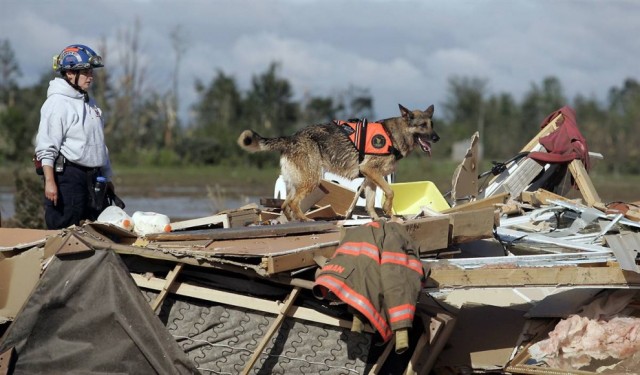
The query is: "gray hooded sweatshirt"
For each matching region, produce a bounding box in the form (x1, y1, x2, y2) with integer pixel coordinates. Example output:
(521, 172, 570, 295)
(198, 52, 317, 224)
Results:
(35, 77, 112, 179)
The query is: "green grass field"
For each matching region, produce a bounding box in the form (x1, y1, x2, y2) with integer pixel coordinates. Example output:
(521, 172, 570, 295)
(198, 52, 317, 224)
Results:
(2, 158, 639, 203)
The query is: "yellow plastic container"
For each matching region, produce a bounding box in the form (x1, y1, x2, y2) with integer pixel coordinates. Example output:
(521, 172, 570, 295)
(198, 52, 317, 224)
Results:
(387, 181, 450, 215)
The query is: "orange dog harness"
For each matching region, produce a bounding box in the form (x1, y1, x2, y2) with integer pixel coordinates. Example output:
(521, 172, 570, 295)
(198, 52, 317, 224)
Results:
(335, 119, 397, 159)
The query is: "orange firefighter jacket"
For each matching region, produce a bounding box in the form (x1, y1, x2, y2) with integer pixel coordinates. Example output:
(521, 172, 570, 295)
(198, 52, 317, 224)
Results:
(313, 221, 427, 342)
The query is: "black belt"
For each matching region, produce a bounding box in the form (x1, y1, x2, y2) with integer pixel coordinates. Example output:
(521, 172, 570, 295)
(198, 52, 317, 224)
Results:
(65, 159, 101, 173)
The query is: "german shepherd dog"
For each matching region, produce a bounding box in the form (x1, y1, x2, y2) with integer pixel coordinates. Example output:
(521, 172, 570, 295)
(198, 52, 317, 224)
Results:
(238, 104, 439, 221)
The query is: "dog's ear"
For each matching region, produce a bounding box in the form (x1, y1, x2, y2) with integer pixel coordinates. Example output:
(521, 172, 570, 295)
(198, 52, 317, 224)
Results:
(426, 104, 434, 117)
(398, 104, 413, 119)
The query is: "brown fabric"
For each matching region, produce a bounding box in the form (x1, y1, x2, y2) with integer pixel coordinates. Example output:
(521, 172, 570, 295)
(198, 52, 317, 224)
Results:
(0, 250, 197, 374)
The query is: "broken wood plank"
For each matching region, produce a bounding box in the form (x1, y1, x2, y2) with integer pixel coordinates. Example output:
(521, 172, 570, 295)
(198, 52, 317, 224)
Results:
(170, 214, 230, 231)
(521, 113, 563, 153)
(259, 210, 282, 222)
(132, 274, 359, 330)
(145, 221, 338, 241)
(300, 184, 328, 212)
(449, 207, 497, 244)
(402, 216, 451, 255)
(306, 204, 338, 220)
(241, 287, 301, 375)
(260, 197, 284, 209)
(227, 208, 260, 228)
(315, 179, 358, 217)
(264, 243, 338, 275)
(427, 264, 640, 289)
(441, 192, 509, 214)
(568, 159, 603, 208)
(625, 209, 640, 222)
(520, 189, 580, 207)
(150, 263, 184, 313)
(483, 113, 563, 198)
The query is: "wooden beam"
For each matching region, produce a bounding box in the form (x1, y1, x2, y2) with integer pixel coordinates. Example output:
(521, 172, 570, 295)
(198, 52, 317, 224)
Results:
(145, 221, 338, 242)
(568, 159, 603, 208)
(263, 244, 338, 275)
(150, 263, 184, 313)
(448, 207, 497, 244)
(428, 264, 640, 289)
(521, 113, 563, 152)
(241, 287, 301, 375)
(442, 192, 509, 214)
(402, 216, 451, 254)
(170, 214, 230, 231)
(132, 273, 357, 330)
(306, 205, 338, 220)
(520, 189, 581, 206)
(484, 113, 563, 192)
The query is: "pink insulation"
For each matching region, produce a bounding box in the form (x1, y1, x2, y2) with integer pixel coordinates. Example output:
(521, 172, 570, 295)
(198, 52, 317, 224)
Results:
(528, 314, 640, 370)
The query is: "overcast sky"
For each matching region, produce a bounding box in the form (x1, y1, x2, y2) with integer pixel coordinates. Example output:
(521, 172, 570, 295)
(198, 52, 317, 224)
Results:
(1, 0, 638, 123)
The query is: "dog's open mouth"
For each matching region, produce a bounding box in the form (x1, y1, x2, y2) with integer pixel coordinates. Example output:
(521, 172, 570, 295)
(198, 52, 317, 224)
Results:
(416, 135, 432, 156)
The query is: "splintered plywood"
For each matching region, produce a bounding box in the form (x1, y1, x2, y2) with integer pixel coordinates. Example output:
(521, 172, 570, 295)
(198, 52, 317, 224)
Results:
(314, 179, 357, 217)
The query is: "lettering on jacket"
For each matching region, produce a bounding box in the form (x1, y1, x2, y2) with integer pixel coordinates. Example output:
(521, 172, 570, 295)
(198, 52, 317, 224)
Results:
(323, 264, 345, 274)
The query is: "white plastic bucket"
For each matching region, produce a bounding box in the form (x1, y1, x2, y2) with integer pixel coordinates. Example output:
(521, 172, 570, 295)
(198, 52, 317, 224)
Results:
(132, 211, 172, 236)
(96, 206, 134, 231)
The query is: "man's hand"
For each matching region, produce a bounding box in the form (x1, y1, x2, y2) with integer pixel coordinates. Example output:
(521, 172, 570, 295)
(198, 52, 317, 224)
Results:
(43, 166, 58, 205)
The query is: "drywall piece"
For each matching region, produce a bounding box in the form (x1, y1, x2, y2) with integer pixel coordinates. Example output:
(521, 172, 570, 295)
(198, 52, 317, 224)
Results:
(0, 247, 43, 321)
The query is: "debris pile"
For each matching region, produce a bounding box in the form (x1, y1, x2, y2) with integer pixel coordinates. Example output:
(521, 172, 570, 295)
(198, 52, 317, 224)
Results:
(2, 106, 640, 374)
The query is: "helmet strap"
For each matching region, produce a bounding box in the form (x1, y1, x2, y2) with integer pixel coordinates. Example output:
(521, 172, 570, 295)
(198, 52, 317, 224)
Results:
(63, 71, 90, 103)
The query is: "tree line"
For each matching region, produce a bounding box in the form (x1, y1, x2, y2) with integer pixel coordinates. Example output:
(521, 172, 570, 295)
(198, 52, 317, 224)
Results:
(1, 37, 639, 174)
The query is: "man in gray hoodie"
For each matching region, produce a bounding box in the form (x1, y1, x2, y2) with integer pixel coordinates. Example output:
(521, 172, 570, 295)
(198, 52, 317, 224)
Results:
(35, 44, 115, 229)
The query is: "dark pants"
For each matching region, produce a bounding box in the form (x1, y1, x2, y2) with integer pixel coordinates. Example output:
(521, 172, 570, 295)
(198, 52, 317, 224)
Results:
(44, 164, 100, 230)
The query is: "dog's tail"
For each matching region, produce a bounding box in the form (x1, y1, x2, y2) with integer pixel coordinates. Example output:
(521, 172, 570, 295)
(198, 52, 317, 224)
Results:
(237, 130, 288, 153)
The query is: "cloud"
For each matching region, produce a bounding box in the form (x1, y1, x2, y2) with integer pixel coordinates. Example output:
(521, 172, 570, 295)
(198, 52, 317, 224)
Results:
(2, 0, 639, 120)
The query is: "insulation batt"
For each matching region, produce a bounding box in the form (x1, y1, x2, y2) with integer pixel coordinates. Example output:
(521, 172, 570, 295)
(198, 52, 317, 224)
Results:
(529, 314, 640, 370)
